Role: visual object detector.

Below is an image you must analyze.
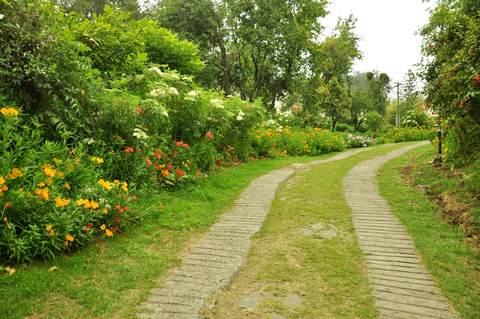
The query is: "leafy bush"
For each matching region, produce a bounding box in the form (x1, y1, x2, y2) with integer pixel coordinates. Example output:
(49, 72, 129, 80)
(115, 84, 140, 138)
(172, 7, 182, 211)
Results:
(0, 110, 140, 263)
(0, 0, 99, 133)
(335, 123, 352, 132)
(364, 111, 383, 132)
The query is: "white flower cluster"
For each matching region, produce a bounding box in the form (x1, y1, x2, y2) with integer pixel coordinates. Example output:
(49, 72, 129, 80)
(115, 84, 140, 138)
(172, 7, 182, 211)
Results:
(185, 90, 200, 101)
(167, 87, 179, 96)
(237, 110, 245, 121)
(133, 128, 149, 140)
(135, 75, 145, 83)
(150, 88, 167, 98)
(210, 99, 224, 109)
(83, 138, 95, 145)
(148, 67, 180, 81)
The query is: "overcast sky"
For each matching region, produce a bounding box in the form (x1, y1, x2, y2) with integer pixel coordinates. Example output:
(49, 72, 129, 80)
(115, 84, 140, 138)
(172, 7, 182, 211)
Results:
(321, 0, 433, 84)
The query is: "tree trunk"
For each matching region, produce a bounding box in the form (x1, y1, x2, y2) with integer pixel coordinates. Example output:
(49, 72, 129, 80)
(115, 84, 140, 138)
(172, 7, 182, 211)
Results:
(220, 45, 229, 97)
(266, 79, 285, 114)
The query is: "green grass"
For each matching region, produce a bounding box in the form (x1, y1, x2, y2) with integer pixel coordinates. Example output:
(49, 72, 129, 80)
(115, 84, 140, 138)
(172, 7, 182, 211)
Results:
(377, 144, 480, 319)
(202, 143, 419, 319)
(0, 151, 349, 319)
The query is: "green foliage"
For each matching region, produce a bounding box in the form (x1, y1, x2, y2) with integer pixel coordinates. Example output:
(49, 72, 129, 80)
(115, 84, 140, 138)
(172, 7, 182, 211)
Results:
(0, 0, 99, 133)
(317, 76, 351, 132)
(366, 71, 391, 116)
(59, 0, 145, 20)
(401, 108, 429, 128)
(0, 110, 140, 263)
(364, 111, 383, 132)
(350, 88, 370, 132)
(419, 0, 480, 164)
(66, 6, 204, 76)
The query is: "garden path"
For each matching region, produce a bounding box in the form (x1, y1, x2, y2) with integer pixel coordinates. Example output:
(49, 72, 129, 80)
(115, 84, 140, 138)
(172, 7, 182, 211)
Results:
(137, 141, 460, 319)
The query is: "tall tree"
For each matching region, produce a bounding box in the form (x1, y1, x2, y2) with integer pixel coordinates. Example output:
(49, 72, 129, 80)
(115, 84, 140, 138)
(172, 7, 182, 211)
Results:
(366, 71, 391, 116)
(318, 76, 351, 132)
(350, 88, 370, 132)
(226, 0, 328, 112)
(153, 0, 231, 95)
(58, 0, 144, 20)
(314, 14, 363, 86)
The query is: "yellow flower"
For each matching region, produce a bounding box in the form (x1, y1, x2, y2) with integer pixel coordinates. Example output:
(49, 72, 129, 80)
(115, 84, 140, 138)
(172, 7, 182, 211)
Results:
(64, 241, 69, 246)
(0, 176, 5, 184)
(98, 179, 111, 190)
(4, 202, 12, 208)
(105, 229, 113, 237)
(92, 157, 104, 164)
(54, 197, 70, 207)
(6, 168, 23, 179)
(100, 224, 106, 230)
(38, 181, 45, 187)
(49, 230, 54, 236)
(65, 183, 71, 190)
(45, 178, 54, 186)
(0, 184, 8, 196)
(43, 167, 55, 177)
(121, 182, 128, 192)
(65, 234, 74, 242)
(91, 201, 99, 209)
(114, 180, 121, 186)
(103, 208, 108, 214)
(0, 107, 19, 116)
(46, 225, 52, 231)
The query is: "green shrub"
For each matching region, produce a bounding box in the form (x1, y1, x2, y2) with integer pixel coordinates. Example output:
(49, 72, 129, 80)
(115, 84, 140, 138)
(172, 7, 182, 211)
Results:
(364, 111, 383, 132)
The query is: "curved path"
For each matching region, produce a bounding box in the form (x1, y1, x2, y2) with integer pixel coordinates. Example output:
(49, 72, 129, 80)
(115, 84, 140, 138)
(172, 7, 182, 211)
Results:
(344, 141, 460, 319)
(138, 142, 459, 319)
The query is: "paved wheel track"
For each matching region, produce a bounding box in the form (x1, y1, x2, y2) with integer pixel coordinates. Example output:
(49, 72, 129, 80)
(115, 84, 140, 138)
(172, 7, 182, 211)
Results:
(344, 141, 461, 319)
(138, 142, 461, 319)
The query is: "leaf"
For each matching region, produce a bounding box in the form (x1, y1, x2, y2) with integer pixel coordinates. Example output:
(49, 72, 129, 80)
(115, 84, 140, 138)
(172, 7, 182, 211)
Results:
(48, 265, 57, 272)
(138, 17, 150, 29)
(136, 53, 148, 62)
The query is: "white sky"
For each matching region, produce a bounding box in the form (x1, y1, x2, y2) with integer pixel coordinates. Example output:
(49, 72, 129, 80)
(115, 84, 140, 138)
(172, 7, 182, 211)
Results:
(321, 0, 433, 84)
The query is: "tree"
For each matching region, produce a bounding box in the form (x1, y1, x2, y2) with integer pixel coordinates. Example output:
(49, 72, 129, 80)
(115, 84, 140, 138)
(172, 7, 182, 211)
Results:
(226, 0, 328, 112)
(58, 0, 144, 20)
(350, 88, 370, 132)
(366, 71, 391, 116)
(153, 0, 231, 94)
(314, 14, 363, 86)
(419, 0, 480, 163)
(318, 76, 351, 132)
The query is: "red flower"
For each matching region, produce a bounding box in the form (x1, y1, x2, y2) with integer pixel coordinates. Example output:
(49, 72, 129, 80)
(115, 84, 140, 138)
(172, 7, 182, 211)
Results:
(251, 157, 255, 162)
(216, 159, 221, 165)
(136, 107, 143, 113)
(124, 206, 128, 211)
(87, 223, 93, 229)
(146, 157, 152, 165)
(167, 162, 173, 171)
(116, 205, 121, 210)
(119, 209, 124, 213)
(206, 131, 213, 139)
(136, 148, 141, 153)
(132, 195, 137, 200)
(125, 147, 134, 153)
(159, 205, 163, 212)
(174, 151, 177, 158)
(176, 169, 184, 178)
(196, 170, 200, 178)
(126, 196, 130, 199)
(116, 217, 121, 222)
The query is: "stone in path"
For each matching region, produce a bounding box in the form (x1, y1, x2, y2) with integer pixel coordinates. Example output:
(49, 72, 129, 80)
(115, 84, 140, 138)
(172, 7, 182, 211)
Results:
(343, 141, 461, 319)
(285, 293, 303, 306)
(238, 292, 263, 309)
(270, 312, 287, 319)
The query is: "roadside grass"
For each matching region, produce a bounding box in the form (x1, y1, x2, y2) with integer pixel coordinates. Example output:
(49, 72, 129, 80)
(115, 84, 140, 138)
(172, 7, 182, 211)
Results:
(1, 152, 346, 319)
(377, 144, 480, 319)
(202, 143, 417, 319)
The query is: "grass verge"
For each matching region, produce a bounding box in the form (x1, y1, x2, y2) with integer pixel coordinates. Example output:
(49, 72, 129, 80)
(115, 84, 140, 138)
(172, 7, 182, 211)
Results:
(201, 143, 418, 319)
(377, 144, 480, 319)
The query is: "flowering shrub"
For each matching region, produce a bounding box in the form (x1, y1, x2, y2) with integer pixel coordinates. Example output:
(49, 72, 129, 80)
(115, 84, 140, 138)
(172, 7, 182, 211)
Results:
(376, 126, 432, 144)
(251, 125, 345, 157)
(344, 134, 376, 148)
(0, 110, 140, 262)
